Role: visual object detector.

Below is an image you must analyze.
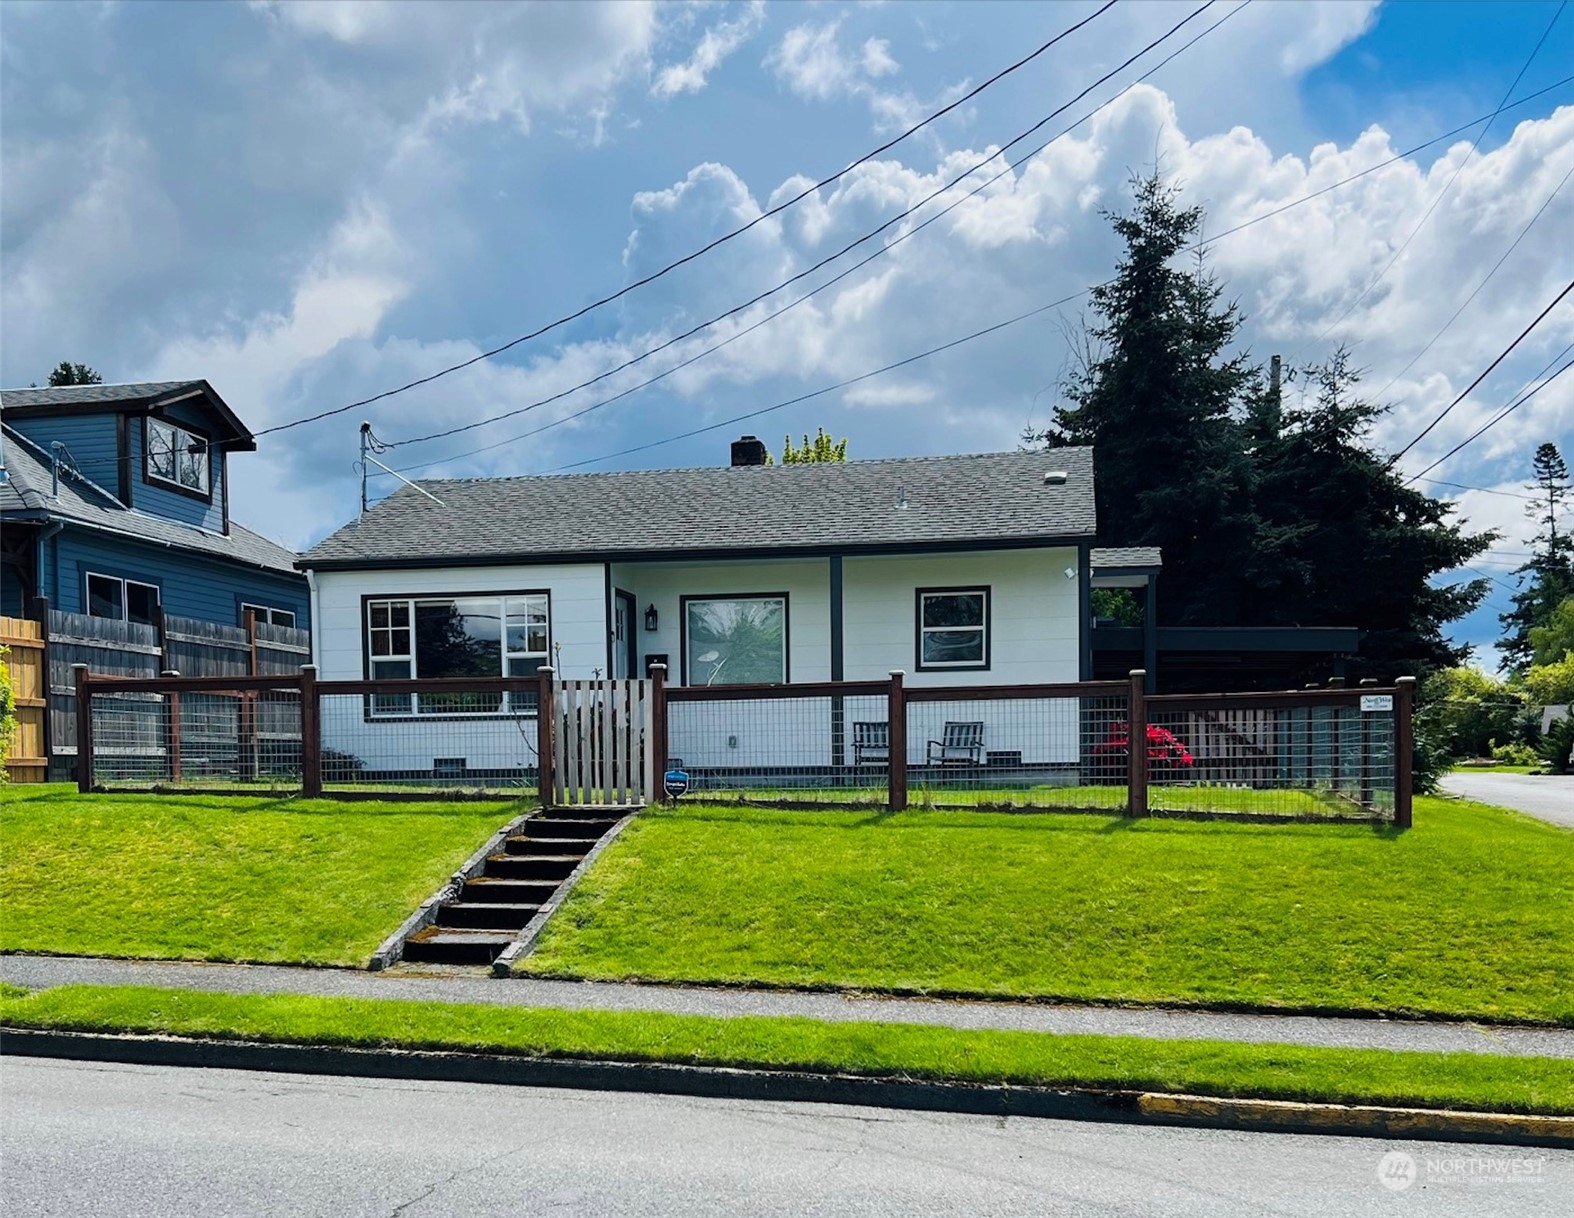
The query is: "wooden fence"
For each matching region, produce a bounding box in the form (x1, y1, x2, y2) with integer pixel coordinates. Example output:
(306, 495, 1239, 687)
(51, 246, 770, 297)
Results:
(2, 598, 310, 780)
(0, 615, 48, 781)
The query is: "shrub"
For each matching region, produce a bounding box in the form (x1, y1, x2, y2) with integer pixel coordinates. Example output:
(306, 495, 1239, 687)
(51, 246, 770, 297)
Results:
(1490, 741, 1540, 767)
(1538, 716, 1574, 776)
(0, 647, 14, 782)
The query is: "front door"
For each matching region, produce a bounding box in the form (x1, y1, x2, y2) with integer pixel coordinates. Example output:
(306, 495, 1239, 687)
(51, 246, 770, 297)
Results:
(613, 590, 637, 679)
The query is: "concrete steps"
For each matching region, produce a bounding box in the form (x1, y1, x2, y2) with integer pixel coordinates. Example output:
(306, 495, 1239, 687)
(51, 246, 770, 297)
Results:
(399, 810, 621, 966)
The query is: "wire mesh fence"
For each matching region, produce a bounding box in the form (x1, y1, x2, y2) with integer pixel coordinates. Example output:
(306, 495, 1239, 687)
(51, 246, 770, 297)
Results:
(87, 684, 303, 791)
(72, 666, 1412, 821)
(904, 686, 1130, 811)
(1145, 693, 1398, 819)
(317, 681, 543, 796)
(666, 684, 890, 805)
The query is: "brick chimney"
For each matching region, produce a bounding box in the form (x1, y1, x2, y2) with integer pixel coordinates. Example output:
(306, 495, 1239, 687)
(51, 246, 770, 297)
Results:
(730, 435, 768, 466)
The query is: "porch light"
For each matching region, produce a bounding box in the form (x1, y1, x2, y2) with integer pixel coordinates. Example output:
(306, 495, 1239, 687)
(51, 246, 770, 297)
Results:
(644, 604, 659, 632)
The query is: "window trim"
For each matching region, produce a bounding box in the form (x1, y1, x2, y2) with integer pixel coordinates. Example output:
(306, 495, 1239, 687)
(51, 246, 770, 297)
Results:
(915, 585, 991, 672)
(241, 603, 297, 629)
(85, 570, 162, 627)
(143, 413, 213, 502)
(679, 591, 791, 687)
(358, 590, 552, 719)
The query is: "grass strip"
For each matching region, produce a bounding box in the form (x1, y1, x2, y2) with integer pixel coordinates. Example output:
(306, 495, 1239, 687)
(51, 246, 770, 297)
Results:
(3, 984, 1573, 1117)
(0, 785, 523, 966)
(525, 796, 1574, 1025)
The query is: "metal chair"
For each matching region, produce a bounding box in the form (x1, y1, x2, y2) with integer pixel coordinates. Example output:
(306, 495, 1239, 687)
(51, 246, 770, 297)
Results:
(927, 721, 985, 766)
(852, 721, 889, 766)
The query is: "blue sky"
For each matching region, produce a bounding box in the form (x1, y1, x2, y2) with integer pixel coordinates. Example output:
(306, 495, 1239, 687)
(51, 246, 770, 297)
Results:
(2, 0, 1571, 665)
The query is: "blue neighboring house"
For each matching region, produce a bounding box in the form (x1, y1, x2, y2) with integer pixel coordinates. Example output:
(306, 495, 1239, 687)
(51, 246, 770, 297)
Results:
(0, 381, 308, 629)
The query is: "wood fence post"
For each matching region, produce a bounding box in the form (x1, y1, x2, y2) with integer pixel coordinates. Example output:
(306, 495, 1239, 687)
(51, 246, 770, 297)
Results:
(73, 663, 92, 793)
(1394, 676, 1416, 830)
(240, 608, 258, 781)
(648, 663, 667, 804)
(888, 669, 907, 812)
(1127, 669, 1148, 817)
(161, 669, 182, 784)
(537, 665, 556, 807)
(299, 664, 322, 798)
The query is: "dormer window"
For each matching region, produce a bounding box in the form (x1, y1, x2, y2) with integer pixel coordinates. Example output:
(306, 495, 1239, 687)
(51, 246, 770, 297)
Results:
(147, 417, 210, 495)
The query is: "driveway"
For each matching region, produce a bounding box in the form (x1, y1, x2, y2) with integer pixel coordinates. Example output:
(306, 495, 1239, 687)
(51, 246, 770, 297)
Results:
(1439, 771, 1574, 830)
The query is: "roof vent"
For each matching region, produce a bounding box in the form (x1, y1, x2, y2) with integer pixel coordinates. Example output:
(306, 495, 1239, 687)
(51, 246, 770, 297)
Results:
(730, 435, 768, 467)
(1043, 470, 1068, 486)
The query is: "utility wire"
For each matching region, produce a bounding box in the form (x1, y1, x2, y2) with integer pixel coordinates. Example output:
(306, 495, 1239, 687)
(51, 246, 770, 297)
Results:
(379, 1, 1219, 453)
(1405, 348, 1574, 483)
(1371, 157, 1574, 402)
(1292, 1, 1566, 363)
(1412, 477, 1537, 501)
(251, 1, 1123, 438)
(1389, 278, 1574, 464)
(378, 0, 1253, 477)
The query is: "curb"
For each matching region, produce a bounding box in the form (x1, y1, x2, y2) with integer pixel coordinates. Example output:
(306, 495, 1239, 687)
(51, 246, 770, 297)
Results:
(4, 1028, 1570, 1149)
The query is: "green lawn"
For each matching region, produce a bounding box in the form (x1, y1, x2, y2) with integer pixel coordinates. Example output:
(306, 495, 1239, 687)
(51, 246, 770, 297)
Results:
(688, 784, 1359, 816)
(0, 785, 522, 965)
(523, 796, 1574, 1025)
(4, 984, 1572, 1116)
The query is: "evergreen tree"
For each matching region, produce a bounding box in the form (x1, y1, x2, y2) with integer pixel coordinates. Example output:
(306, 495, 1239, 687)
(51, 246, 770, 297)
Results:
(1026, 173, 1256, 625)
(1500, 443, 1573, 672)
(46, 361, 102, 387)
(1249, 351, 1493, 680)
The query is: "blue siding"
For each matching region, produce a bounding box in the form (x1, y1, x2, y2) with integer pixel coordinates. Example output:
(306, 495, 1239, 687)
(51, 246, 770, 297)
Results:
(7, 414, 121, 495)
(129, 415, 226, 532)
(49, 527, 308, 627)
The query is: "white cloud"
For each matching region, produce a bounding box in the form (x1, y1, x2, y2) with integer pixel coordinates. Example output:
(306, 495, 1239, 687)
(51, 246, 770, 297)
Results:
(652, 1, 765, 98)
(766, 17, 936, 132)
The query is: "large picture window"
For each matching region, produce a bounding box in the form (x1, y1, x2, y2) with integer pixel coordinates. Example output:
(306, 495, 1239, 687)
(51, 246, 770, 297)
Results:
(146, 418, 210, 495)
(916, 587, 989, 670)
(683, 594, 787, 686)
(364, 593, 549, 715)
(87, 572, 161, 627)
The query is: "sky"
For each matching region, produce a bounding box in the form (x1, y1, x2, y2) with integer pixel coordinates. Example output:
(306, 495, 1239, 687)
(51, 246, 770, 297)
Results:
(2, 0, 1572, 667)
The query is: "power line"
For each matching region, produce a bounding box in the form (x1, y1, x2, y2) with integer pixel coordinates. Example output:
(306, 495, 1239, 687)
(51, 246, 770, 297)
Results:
(378, 1, 1222, 454)
(1413, 476, 1537, 501)
(377, 1, 1254, 477)
(1292, 1, 1566, 364)
(1371, 157, 1574, 402)
(250, 1, 1123, 438)
(368, 66, 1574, 468)
(1406, 348, 1574, 483)
(1389, 278, 1574, 464)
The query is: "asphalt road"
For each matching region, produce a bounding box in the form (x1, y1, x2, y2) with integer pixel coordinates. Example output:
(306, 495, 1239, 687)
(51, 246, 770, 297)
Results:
(3, 1058, 1570, 1217)
(1440, 772, 1574, 830)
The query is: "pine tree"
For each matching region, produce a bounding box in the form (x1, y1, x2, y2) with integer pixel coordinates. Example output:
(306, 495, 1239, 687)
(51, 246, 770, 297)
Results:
(1027, 173, 1257, 625)
(1249, 350, 1493, 680)
(46, 361, 103, 387)
(1499, 443, 1573, 673)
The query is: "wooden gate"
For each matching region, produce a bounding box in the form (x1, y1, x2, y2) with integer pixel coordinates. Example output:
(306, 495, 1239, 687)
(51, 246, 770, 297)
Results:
(0, 615, 48, 782)
(552, 678, 654, 807)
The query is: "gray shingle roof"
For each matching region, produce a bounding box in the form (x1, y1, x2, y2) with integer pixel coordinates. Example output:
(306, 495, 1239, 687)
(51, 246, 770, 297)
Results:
(303, 448, 1097, 568)
(0, 381, 205, 409)
(0, 425, 299, 574)
(1091, 546, 1162, 569)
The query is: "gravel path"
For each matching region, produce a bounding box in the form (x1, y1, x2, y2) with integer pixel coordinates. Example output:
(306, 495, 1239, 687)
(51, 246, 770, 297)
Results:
(5, 953, 1572, 1059)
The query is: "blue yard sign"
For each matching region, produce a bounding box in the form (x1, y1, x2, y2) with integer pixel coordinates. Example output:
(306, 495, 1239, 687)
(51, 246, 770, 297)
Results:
(663, 769, 690, 800)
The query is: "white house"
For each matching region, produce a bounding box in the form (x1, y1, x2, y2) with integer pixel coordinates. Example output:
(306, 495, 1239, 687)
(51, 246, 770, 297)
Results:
(298, 439, 1112, 780)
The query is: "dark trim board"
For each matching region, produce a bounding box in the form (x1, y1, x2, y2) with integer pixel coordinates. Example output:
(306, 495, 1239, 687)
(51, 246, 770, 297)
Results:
(679, 591, 791, 687)
(114, 413, 132, 506)
(299, 534, 1094, 572)
(1077, 540, 1092, 681)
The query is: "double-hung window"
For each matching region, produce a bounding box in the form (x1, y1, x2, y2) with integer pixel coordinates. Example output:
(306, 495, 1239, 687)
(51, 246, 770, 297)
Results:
(683, 594, 787, 686)
(365, 593, 549, 715)
(146, 418, 210, 495)
(87, 573, 161, 626)
(916, 588, 989, 670)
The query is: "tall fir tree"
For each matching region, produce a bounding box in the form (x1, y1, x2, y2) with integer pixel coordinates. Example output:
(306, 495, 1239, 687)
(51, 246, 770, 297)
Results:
(1028, 173, 1256, 625)
(1248, 350, 1492, 680)
(1499, 442, 1573, 673)
(46, 361, 102, 386)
